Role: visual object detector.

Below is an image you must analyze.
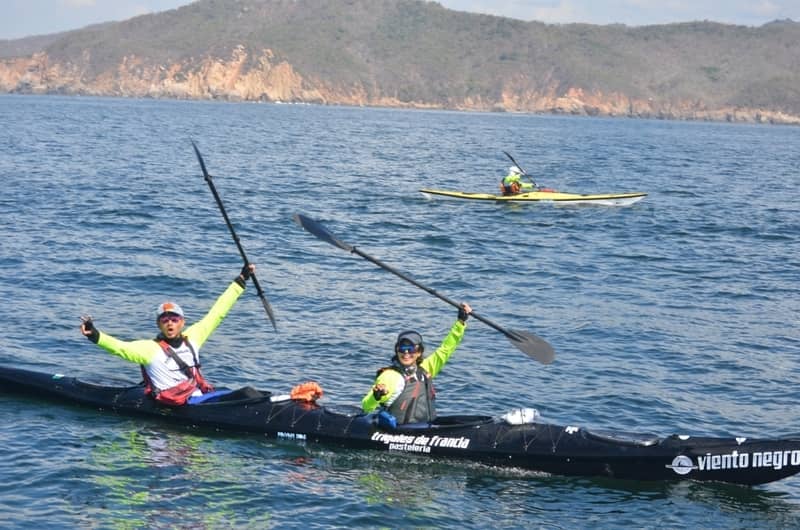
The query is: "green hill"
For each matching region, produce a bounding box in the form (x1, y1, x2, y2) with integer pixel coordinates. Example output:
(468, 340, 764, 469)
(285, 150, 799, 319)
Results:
(1, 0, 798, 123)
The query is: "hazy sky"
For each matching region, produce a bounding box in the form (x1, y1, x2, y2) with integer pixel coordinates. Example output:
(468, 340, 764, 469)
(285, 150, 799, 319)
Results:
(2, 0, 799, 40)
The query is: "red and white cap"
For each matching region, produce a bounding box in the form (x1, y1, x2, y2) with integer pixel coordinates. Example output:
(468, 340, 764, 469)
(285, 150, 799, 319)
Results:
(155, 301, 184, 319)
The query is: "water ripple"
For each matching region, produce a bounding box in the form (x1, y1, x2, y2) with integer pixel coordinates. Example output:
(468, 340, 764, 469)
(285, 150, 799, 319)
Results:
(1, 95, 799, 528)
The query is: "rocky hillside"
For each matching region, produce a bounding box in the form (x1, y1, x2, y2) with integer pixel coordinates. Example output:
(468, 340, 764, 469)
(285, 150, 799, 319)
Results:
(1, 0, 799, 124)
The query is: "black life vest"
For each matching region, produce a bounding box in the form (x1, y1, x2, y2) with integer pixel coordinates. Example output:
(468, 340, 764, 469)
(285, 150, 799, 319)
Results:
(378, 364, 436, 424)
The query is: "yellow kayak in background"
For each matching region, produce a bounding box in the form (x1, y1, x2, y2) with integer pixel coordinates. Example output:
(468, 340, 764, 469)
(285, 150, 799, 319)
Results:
(420, 188, 647, 206)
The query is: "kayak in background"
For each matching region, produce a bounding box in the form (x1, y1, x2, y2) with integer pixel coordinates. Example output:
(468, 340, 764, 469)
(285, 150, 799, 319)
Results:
(420, 188, 647, 206)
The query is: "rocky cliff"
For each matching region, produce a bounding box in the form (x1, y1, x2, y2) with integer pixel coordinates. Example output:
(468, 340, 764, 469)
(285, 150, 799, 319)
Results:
(1, 0, 798, 124)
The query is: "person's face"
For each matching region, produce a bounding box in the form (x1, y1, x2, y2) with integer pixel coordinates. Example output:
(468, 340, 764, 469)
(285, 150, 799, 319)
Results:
(158, 313, 185, 339)
(396, 341, 421, 367)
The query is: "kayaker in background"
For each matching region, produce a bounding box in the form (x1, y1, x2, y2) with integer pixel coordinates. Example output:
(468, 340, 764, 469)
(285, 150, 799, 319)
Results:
(361, 302, 472, 425)
(79, 264, 255, 406)
(500, 165, 535, 195)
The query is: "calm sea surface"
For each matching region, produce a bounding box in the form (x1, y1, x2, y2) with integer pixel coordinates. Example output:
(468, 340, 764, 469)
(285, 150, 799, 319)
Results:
(1, 94, 799, 529)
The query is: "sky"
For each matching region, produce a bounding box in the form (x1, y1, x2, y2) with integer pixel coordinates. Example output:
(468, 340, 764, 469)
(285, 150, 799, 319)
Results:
(2, 0, 799, 40)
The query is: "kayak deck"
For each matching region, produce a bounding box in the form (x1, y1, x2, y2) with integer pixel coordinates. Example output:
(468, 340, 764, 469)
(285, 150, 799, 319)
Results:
(2, 365, 800, 486)
(420, 188, 647, 206)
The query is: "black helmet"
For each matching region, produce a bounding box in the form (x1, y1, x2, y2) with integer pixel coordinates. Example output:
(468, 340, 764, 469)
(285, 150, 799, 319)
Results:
(395, 330, 424, 354)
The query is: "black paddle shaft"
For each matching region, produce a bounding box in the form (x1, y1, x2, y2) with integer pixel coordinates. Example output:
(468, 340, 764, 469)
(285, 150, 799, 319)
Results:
(191, 140, 277, 331)
(293, 213, 555, 364)
(503, 150, 538, 187)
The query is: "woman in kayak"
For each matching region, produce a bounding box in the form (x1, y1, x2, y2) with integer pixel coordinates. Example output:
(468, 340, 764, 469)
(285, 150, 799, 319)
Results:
(361, 302, 472, 425)
(500, 166, 534, 195)
(79, 264, 255, 406)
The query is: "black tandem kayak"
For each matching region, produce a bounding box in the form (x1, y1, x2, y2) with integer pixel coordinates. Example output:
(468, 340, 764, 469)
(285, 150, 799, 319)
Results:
(2, 365, 799, 486)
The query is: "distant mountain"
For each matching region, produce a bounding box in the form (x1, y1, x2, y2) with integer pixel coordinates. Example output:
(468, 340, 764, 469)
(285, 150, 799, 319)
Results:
(1, 0, 798, 124)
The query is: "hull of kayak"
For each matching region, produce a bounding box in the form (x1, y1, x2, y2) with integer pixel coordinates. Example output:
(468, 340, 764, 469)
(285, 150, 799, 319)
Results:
(420, 188, 647, 206)
(1, 365, 798, 486)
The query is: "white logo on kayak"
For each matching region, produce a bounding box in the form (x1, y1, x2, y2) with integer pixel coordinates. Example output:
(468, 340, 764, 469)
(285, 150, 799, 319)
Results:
(277, 432, 307, 441)
(667, 455, 697, 475)
(700, 450, 800, 471)
(668, 450, 800, 476)
(372, 432, 470, 454)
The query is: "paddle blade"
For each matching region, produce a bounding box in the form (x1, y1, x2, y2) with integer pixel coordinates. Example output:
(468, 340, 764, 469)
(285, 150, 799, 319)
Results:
(256, 283, 278, 331)
(293, 213, 354, 252)
(191, 139, 211, 179)
(506, 329, 555, 364)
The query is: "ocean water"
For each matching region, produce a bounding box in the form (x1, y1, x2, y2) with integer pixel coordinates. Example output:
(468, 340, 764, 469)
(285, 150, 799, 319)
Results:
(0, 94, 799, 529)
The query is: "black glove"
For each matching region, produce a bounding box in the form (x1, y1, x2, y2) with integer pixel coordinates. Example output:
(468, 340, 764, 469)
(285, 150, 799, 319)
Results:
(458, 306, 469, 322)
(81, 315, 99, 343)
(240, 264, 252, 281)
(372, 386, 387, 400)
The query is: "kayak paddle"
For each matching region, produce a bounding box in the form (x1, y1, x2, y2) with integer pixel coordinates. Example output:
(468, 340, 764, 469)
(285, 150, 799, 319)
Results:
(503, 150, 538, 188)
(293, 213, 555, 364)
(191, 140, 277, 331)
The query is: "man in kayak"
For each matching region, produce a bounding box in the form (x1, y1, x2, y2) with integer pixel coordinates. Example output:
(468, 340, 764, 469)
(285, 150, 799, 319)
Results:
(79, 264, 255, 406)
(500, 166, 534, 195)
(361, 302, 472, 425)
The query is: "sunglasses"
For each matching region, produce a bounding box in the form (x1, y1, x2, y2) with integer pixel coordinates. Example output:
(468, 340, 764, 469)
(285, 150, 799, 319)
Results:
(397, 343, 420, 355)
(158, 315, 183, 324)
